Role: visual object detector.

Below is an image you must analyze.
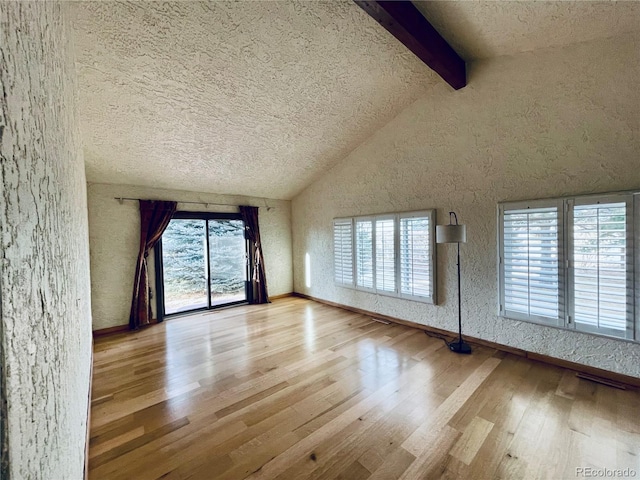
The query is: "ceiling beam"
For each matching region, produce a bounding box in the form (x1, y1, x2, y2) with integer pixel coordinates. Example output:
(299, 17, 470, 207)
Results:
(354, 1, 466, 90)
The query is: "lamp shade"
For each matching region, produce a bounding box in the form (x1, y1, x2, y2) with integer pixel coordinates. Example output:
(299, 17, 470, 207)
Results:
(436, 224, 466, 244)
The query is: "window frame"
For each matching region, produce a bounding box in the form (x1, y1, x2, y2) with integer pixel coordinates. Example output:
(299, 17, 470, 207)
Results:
(397, 210, 437, 304)
(635, 194, 640, 342)
(497, 198, 565, 328)
(632, 193, 640, 342)
(154, 211, 250, 323)
(333, 209, 436, 305)
(333, 217, 355, 287)
(567, 194, 634, 340)
(498, 192, 637, 342)
(375, 214, 397, 294)
(354, 216, 376, 292)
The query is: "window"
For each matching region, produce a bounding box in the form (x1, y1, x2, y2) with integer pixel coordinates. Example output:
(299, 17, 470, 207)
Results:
(498, 193, 636, 341)
(356, 218, 374, 290)
(156, 212, 249, 319)
(569, 198, 633, 337)
(376, 217, 395, 293)
(333, 210, 436, 303)
(333, 219, 353, 286)
(400, 214, 433, 299)
(499, 201, 564, 326)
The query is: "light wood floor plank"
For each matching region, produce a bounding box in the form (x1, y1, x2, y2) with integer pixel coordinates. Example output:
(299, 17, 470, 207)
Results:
(449, 416, 494, 465)
(401, 356, 501, 456)
(90, 297, 640, 479)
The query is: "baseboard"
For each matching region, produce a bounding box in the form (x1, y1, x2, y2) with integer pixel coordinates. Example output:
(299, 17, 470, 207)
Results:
(293, 292, 640, 389)
(269, 292, 294, 301)
(92, 318, 162, 338)
(92, 324, 129, 337)
(84, 340, 93, 480)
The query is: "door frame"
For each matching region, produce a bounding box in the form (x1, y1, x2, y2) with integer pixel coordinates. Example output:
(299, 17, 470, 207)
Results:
(154, 211, 251, 322)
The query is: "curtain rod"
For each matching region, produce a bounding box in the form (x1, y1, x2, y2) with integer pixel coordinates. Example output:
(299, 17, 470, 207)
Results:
(113, 197, 272, 209)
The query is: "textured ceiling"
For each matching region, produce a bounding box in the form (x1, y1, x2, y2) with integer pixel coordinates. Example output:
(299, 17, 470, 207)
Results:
(413, 1, 640, 60)
(71, 1, 640, 200)
(71, 1, 438, 200)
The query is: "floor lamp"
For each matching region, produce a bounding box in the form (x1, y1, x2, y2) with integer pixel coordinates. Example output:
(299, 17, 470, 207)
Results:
(436, 212, 472, 354)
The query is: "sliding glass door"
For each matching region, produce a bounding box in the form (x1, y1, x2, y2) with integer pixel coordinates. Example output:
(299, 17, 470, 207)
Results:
(208, 219, 246, 306)
(157, 213, 249, 318)
(162, 219, 209, 315)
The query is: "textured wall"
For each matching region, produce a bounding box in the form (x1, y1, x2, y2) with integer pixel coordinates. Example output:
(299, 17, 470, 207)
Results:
(88, 183, 293, 330)
(292, 32, 640, 377)
(0, 3, 92, 479)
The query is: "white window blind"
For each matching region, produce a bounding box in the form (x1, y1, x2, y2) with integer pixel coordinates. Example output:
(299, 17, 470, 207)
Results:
(334, 210, 435, 303)
(400, 216, 432, 299)
(499, 193, 637, 342)
(571, 201, 631, 335)
(502, 206, 561, 322)
(376, 218, 395, 292)
(356, 219, 374, 289)
(333, 219, 353, 285)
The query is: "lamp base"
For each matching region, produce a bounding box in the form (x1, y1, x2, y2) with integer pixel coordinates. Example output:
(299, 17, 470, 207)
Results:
(448, 339, 472, 354)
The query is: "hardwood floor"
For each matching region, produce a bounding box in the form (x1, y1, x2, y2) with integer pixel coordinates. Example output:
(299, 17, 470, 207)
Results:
(90, 297, 640, 479)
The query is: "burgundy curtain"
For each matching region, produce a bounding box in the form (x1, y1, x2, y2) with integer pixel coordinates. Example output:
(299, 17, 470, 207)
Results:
(239, 206, 270, 304)
(129, 200, 177, 329)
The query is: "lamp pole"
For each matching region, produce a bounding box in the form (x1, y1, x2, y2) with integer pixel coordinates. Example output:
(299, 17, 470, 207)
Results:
(457, 239, 462, 344)
(445, 212, 471, 354)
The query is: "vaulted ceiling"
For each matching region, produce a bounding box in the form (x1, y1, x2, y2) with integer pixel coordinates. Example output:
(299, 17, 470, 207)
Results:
(413, 1, 640, 60)
(70, 1, 640, 200)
